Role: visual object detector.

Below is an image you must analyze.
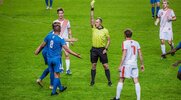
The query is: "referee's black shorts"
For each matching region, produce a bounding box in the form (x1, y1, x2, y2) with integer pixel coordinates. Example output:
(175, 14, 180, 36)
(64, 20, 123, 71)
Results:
(90, 47, 108, 64)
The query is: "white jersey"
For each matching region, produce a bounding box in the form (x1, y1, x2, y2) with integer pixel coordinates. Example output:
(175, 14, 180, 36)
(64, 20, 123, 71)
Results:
(122, 39, 140, 67)
(158, 9, 175, 32)
(53, 19, 71, 39)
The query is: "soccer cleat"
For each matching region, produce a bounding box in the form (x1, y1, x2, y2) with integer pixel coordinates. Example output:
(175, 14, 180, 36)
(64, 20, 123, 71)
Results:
(161, 54, 166, 59)
(90, 81, 95, 86)
(59, 86, 67, 92)
(108, 81, 112, 86)
(111, 97, 120, 100)
(51, 92, 58, 96)
(49, 85, 53, 90)
(66, 70, 72, 75)
(46, 6, 49, 9)
(36, 79, 43, 87)
(171, 52, 175, 56)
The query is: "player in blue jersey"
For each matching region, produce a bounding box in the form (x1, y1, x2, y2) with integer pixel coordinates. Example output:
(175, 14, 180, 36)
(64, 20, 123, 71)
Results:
(45, 0, 53, 9)
(161, 42, 181, 80)
(36, 31, 77, 89)
(150, 0, 160, 18)
(35, 22, 81, 95)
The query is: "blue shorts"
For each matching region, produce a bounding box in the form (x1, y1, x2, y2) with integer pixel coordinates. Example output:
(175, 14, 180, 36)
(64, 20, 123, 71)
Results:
(48, 57, 62, 73)
(178, 66, 181, 72)
(42, 50, 48, 65)
(150, 0, 160, 4)
(176, 42, 181, 50)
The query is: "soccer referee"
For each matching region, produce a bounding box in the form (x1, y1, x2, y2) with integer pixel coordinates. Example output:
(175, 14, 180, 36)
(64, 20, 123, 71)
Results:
(89, 0, 112, 86)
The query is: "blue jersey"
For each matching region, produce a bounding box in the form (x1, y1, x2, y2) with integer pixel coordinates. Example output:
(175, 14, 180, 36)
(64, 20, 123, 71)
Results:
(44, 33, 66, 58)
(42, 30, 53, 53)
(176, 42, 181, 50)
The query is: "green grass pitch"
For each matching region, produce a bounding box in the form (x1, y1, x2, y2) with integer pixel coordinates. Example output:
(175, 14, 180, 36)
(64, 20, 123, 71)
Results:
(0, 0, 181, 100)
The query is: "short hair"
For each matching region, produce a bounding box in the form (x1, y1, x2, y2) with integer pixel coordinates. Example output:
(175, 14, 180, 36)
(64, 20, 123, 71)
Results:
(163, 0, 169, 4)
(52, 22, 61, 30)
(57, 8, 64, 14)
(96, 17, 103, 23)
(124, 29, 132, 38)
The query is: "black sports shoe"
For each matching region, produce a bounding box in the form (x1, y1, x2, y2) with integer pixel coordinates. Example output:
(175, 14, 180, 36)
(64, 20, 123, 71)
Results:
(161, 55, 166, 59)
(90, 81, 95, 86)
(51, 92, 58, 96)
(171, 52, 175, 56)
(59, 86, 67, 92)
(108, 81, 112, 86)
(111, 97, 120, 100)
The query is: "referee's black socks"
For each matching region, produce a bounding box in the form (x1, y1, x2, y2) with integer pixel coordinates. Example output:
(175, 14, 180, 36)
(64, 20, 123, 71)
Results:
(91, 69, 96, 82)
(105, 69, 111, 82)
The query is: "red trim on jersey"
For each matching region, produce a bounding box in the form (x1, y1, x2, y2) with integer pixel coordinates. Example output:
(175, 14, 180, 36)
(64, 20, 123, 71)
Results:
(60, 19, 68, 36)
(122, 66, 125, 78)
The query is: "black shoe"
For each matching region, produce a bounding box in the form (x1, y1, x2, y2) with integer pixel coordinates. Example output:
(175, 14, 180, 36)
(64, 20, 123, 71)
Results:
(51, 92, 58, 96)
(171, 52, 175, 56)
(59, 86, 67, 92)
(108, 81, 112, 86)
(161, 55, 166, 59)
(111, 97, 120, 100)
(90, 81, 95, 86)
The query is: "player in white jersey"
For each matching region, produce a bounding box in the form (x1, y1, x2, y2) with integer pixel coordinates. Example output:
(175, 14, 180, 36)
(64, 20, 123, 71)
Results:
(155, 0, 176, 58)
(53, 8, 73, 75)
(112, 29, 144, 100)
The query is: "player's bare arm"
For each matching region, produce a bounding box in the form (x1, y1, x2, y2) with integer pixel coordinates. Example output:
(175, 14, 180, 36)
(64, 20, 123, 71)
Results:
(138, 49, 144, 72)
(90, 0, 95, 27)
(62, 45, 81, 58)
(103, 36, 110, 54)
(65, 38, 78, 42)
(68, 28, 74, 45)
(35, 42, 46, 55)
(119, 49, 127, 70)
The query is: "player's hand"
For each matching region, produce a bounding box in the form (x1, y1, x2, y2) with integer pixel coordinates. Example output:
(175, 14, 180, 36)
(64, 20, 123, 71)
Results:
(76, 54, 82, 59)
(70, 42, 74, 46)
(154, 21, 158, 26)
(69, 38, 78, 42)
(141, 65, 144, 72)
(90, 0, 95, 8)
(155, 18, 159, 26)
(34, 51, 39, 55)
(102, 49, 107, 54)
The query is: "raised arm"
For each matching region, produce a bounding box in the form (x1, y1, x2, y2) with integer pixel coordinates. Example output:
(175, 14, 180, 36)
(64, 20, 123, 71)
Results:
(35, 42, 46, 55)
(90, 0, 95, 27)
(62, 45, 81, 58)
(138, 49, 144, 72)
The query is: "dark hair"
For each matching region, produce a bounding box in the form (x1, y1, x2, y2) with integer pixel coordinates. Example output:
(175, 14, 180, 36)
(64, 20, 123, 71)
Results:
(124, 29, 132, 38)
(96, 17, 103, 23)
(57, 8, 64, 14)
(52, 22, 61, 31)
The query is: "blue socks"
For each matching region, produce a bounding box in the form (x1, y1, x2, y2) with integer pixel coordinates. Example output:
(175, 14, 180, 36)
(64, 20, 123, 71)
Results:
(50, 71, 54, 86)
(156, 6, 160, 17)
(151, 7, 155, 17)
(52, 78, 63, 94)
(40, 68, 49, 80)
(45, 0, 53, 7)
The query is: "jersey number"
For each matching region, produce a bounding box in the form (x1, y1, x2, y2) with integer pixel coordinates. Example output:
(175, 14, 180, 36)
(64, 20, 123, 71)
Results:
(131, 46, 136, 55)
(50, 40, 54, 48)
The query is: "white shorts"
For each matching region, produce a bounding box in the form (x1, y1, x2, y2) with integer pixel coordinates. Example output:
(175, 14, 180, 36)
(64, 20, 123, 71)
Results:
(120, 65, 138, 78)
(160, 30, 173, 41)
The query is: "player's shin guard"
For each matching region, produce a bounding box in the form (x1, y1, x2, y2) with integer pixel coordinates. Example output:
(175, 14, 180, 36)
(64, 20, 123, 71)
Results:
(105, 69, 111, 82)
(50, 71, 54, 86)
(40, 68, 49, 80)
(156, 7, 160, 17)
(151, 7, 155, 17)
(116, 82, 123, 99)
(161, 44, 166, 54)
(91, 69, 96, 82)
(65, 59, 70, 71)
(52, 78, 59, 94)
(135, 83, 141, 100)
